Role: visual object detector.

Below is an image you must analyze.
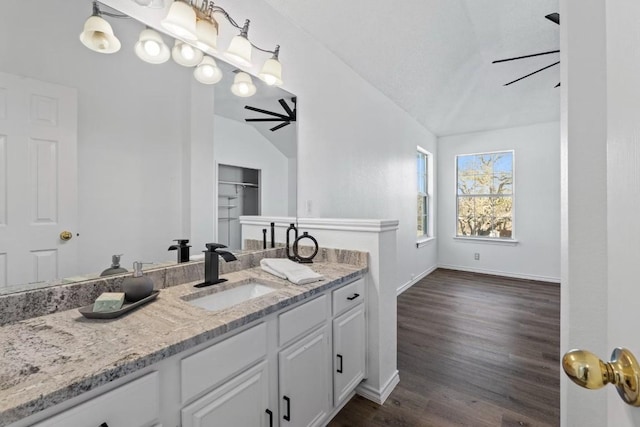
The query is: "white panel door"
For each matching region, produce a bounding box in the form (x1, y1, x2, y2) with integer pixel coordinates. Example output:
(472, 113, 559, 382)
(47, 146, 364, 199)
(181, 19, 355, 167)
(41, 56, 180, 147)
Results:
(0, 72, 77, 290)
(333, 304, 366, 405)
(279, 326, 331, 427)
(181, 361, 272, 427)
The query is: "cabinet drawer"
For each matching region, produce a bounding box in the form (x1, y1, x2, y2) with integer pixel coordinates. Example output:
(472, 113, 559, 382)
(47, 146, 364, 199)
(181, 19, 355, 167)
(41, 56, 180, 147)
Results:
(181, 322, 267, 403)
(32, 371, 159, 427)
(332, 278, 364, 316)
(279, 295, 327, 346)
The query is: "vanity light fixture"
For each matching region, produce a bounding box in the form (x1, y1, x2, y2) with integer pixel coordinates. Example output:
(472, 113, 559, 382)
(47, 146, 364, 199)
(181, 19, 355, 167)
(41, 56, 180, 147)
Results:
(161, 0, 198, 41)
(194, 2, 218, 52)
(230, 72, 256, 97)
(79, 1, 123, 54)
(135, 28, 170, 64)
(161, 0, 284, 85)
(258, 45, 283, 86)
(194, 56, 223, 84)
(171, 39, 204, 67)
(224, 20, 252, 67)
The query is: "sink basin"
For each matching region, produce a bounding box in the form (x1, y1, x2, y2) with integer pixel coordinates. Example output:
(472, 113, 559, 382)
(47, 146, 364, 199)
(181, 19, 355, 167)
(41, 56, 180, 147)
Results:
(187, 282, 277, 312)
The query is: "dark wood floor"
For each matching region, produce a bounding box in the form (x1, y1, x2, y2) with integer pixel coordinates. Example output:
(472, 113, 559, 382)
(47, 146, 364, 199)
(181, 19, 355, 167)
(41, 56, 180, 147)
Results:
(328, 268, 560, 427)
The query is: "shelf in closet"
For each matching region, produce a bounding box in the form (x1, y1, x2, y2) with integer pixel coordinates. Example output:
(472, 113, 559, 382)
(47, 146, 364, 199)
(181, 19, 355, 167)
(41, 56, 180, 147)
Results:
(218, 205, 237, 209)
(219, 180, 259, 188)
(219, 217, 239, 221)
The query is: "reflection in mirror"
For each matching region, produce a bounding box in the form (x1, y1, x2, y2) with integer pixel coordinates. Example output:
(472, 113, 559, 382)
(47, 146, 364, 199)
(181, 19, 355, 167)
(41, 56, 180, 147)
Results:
(0, 0, 296, 294)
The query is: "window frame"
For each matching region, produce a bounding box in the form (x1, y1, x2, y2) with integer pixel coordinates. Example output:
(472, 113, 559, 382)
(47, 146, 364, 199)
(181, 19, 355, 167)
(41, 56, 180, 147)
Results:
(454, 150, 515, 241)
(417, 147, 434, 243)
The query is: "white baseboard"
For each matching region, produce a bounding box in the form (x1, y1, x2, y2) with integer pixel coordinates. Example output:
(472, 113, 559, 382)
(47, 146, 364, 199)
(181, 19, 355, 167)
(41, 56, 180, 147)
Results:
(397, 265, 437, 295)
(437, 263, 560, 283)
(356, 370, 400, 404)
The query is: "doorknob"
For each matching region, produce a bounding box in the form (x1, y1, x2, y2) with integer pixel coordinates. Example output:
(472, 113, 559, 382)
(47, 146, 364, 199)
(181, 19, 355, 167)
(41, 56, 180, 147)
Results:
(59, 231, 73, 241)
(562, 347, 640, 406)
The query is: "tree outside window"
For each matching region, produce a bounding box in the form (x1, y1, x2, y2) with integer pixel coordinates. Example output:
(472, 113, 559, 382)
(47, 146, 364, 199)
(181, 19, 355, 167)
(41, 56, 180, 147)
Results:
(456, 151, 513, 238)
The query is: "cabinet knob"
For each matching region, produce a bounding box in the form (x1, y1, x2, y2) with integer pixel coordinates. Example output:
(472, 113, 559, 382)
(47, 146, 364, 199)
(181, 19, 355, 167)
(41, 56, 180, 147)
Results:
(347, 293, 360, 301)
(265, 409, 273, 427)
(337, 354, 343, 373)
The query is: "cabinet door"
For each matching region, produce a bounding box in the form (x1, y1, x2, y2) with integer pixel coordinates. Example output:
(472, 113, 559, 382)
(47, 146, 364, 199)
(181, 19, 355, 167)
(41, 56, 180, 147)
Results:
(333, 304, 366, 405)
(32, 372, 159, 427)
(182, 361, 272, 427)
(279, 326, 331, 427)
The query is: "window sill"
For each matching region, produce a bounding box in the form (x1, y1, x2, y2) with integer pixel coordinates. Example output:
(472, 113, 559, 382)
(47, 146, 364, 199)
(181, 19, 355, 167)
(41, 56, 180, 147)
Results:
(453, 236, 519, 246)
(416, 237, 436, 248)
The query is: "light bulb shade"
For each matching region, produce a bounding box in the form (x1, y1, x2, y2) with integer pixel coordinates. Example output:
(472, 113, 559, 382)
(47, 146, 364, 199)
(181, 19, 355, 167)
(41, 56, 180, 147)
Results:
(171, 40, 203, 67)
(161, 1, 197, 41)
(230, 72, 257, 97)
(194, 19, 218, 53)
(224, 35, 252, 67)
(135, 29, 170, 64)
(194, 56, 223, 84)
(79, 15, 121, 54)
(258, 58, 283, 86)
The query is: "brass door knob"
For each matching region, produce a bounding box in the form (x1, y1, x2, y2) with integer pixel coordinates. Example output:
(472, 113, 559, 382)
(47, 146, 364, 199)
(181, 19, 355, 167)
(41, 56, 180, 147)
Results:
(562, 347, 640, 406)
(59, 231, 73, 241)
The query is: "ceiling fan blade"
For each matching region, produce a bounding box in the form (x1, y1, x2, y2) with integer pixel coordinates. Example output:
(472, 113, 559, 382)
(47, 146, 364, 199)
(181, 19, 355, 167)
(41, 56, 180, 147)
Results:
(278, 98, 294, 117)
(504, 61, 560, 86)
(555, 82, 561, 88)
(492, 50, 560, 64)
(244, 105, 290, 120)
(245, 118, 287, 122)
(270, 122, 290, 132)
(545, 13, 560, 25)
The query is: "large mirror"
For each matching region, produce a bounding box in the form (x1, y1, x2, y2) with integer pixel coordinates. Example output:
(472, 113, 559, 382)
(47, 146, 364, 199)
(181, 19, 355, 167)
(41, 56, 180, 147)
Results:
(0, 0, 297, 294)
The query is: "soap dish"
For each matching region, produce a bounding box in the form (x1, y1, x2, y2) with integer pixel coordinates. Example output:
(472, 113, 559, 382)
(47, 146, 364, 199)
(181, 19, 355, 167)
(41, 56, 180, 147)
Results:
(78, 291, 160, 319)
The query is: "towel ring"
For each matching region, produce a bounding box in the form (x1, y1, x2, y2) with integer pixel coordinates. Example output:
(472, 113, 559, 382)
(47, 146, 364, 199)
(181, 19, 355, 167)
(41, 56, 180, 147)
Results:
(293, 232, 318, 264)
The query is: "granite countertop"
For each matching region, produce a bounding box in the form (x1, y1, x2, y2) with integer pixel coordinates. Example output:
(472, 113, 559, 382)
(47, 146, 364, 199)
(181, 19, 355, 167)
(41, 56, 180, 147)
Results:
(0, 261, 366, 426)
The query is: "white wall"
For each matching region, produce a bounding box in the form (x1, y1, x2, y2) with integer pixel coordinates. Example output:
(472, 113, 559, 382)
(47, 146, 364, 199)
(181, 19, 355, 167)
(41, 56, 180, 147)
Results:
(437, 122, 560, 282)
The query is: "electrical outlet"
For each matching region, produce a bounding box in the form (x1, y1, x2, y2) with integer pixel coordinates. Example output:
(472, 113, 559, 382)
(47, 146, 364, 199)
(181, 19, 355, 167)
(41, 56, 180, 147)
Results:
(305, 200, 312, 214)
(474, 253, 480, 260)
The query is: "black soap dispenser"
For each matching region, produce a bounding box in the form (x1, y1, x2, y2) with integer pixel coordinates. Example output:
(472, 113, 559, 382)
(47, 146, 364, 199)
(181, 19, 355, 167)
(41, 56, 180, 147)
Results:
(122, 262, 154, 302)
(100, 254, 128, 277)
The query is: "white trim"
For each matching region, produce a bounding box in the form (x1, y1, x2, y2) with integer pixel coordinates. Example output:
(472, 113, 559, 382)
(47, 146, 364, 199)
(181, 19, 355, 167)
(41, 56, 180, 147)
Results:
(356, 370, 400, 405)
(416, 236, 436, 248)
(437, 264, 560, 283)
(453, 236, 519, 246)
(397, 265, 437, 295)
(239, 216, 400, 233)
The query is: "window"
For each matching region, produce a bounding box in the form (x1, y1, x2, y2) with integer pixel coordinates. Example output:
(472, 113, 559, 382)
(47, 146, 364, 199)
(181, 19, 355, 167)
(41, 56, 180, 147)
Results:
(417, 148, 432, 238)
(456, 151, 513, 238)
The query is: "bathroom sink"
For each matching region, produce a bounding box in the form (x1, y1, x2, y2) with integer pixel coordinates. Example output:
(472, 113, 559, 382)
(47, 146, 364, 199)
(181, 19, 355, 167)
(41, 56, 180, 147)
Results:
(186, 282, 278, 312)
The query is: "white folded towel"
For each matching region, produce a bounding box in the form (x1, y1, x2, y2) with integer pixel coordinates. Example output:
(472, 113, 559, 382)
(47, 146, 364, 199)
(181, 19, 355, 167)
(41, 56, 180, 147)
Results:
(260, 258, 324, 285)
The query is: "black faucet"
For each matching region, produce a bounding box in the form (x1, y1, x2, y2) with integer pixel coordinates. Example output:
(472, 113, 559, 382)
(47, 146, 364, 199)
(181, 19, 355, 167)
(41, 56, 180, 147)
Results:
(195, 243, 238, 288)
(168, 239, 191, 263)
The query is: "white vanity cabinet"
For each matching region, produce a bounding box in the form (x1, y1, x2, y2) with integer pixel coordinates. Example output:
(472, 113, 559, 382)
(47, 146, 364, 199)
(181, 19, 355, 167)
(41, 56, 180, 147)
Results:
(31, 372, 160, 427)
(10, 276, 367, 427)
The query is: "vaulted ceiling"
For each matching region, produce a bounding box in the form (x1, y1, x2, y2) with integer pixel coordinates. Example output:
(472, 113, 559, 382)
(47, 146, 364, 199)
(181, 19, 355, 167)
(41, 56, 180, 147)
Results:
(265, 0, 560, 136)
